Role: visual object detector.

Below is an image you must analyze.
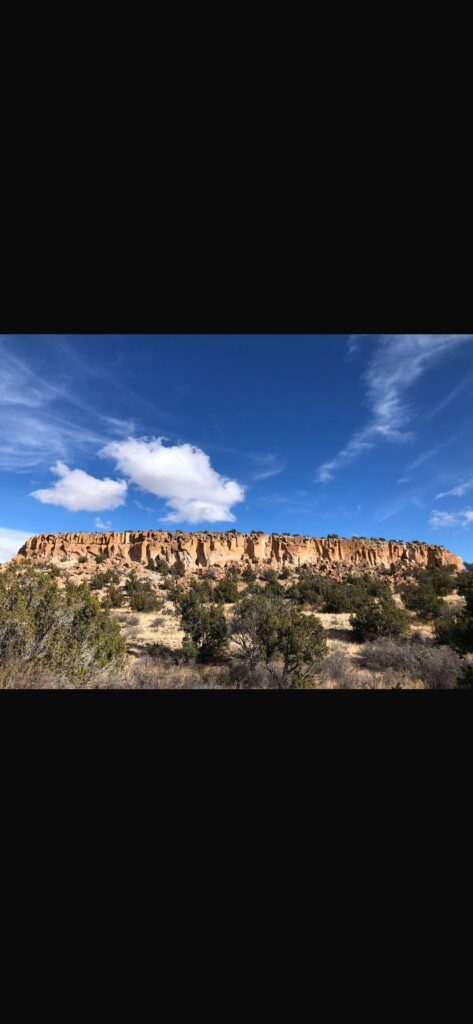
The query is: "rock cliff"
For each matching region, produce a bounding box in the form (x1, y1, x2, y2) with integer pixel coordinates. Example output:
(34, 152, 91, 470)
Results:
(15, 531, 464, 575)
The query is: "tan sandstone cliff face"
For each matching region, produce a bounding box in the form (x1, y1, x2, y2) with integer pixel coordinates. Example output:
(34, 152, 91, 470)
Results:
(15, 531, 464, 575)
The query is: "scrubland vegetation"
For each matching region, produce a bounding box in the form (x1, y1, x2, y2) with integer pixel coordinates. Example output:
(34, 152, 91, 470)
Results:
(0, 558, 472, 689)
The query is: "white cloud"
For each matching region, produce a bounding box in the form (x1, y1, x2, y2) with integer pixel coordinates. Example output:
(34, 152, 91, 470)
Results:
(101, 437, 245, 524)
(0, 340, 137, 470)
(30, 462, 127, 512)
(346, 335, 363, 357)
(0, 341, 64, 408)
(0, 527, 32, 563)
(100, 416, 137, 436)
(316, 334, 473, 483)
(252, 466, 285, 481)
(398, 437, 459, 485)
(94, 517, 112, 530)
(250, 454, 286, 481)
(425, 372, 473, 419)
(436, 476, 473, 500)
(429, 509, 473, 528)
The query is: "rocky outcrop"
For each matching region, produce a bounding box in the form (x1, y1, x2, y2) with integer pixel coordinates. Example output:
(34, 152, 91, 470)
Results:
(15, 531, 464, 575)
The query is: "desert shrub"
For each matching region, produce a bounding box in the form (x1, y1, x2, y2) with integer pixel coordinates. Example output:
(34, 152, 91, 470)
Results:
(323, 583, 356, 614)
(127, 615, 140, 626)
(361, 639, 418, 675)
(48, 564, 61, 577)
(124, 658, 204, 690)
(125, 572, 159, 612)
(286, 575, 326, 609)
(459, 663, 473, 689)
(225, 660, 271, 689)
(399, 582, 445, 621)
(360, 638, 464, 689)
(457, 569, 473, 615)
(242, 566, 256, 583)
(434, 606, 473, 655)
(419, 646, 466, 689)
(0, 564, 125, 683)
(214, 577, 239, 604)
(242, 582, 265, 598)
(377, 666, 404, 689)
(147, 558, 156, 571)
(178, 592, 228, 661)
(129, 590, 159, 612)
(361, 576, 392, 598)
(230, 594, 327, 686)
(225, 565, 240, 581)
(189, 579, 214, 602)
(154, 559, 170, 576)
(170, 558, 185, 578)
(408, 565, 457, 597)
(279, 566, 291, 580)
(78, 556, 87, 565)
(350, 596, 410, 643)
(90, 569, 120, 590)
(318, 651, 356, 688)
(261, 568, 279, 584)
(95, 552, 108, 565)
(101, 585, 124, 609)
(263, 577, 285, 599)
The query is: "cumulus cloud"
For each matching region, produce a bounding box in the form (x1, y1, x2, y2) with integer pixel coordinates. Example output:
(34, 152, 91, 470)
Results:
(429, 509, 473, 528)
(30, 462, 127, 512)
(317, 334, 473, 483)
(101, 437, 245, 523)
(0, 527, 32, 563)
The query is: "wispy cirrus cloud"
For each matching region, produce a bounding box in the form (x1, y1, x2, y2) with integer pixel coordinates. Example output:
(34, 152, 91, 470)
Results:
(346, 334, 364, 358)
(398, 436, 459, 484)
(316, 334, 473, 483)
(249, 453, 286, 482)
(436, 475, 473, 500)
(0, 340, 136, 470)
(0, 339, 67, 408)
(425, 372, 473, 420)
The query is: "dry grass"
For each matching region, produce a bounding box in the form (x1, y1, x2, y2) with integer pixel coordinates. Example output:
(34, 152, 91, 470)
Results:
(111, 603, 184, 659)
(105, 606, 450, 689)
(107, 601, 467, 688)
(3, 581, 469, 688)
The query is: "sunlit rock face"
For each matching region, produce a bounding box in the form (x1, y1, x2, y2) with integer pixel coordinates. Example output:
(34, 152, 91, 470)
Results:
(15, 531, 464, 575)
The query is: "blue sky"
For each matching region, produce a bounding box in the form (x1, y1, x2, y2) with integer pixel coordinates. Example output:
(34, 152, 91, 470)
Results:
(1, 334, 472, 563)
